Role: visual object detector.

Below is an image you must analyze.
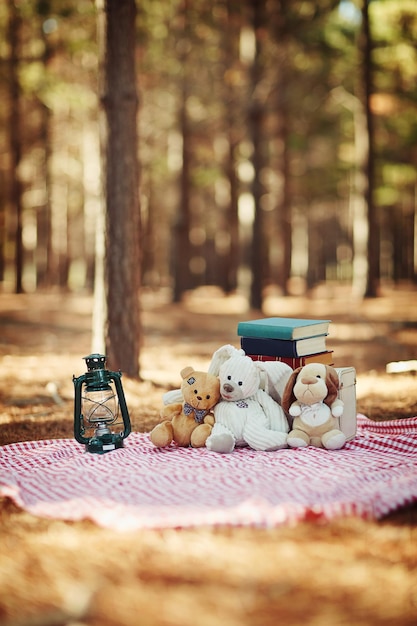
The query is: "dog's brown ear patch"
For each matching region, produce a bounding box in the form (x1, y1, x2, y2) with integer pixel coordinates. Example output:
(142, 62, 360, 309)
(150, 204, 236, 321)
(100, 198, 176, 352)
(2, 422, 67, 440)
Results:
(282, 367, 303, 413)
(323, 365, 340, 406)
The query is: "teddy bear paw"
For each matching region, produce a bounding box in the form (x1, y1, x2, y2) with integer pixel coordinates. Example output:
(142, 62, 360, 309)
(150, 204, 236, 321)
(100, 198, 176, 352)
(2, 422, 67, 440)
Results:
(206, 432, 235, 454)
(191, 424, 212, 448)
(149, 422, 173, 448)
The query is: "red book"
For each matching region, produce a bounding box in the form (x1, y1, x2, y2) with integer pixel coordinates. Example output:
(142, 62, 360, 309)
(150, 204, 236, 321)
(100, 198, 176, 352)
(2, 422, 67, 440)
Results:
(246, 351, 334, 369)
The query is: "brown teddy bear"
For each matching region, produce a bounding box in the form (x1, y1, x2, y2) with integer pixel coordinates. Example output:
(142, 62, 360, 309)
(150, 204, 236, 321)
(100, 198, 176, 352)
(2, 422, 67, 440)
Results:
(149, 366, 220, 448)
(282, 363, 346, 450)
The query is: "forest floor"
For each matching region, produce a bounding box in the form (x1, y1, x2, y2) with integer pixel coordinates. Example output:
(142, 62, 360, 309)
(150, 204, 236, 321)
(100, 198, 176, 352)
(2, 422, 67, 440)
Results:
(0, 283, 417, 626)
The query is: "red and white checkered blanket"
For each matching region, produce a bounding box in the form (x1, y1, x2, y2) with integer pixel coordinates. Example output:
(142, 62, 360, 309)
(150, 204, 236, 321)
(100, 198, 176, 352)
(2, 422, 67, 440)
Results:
(1, 415, 416, 530)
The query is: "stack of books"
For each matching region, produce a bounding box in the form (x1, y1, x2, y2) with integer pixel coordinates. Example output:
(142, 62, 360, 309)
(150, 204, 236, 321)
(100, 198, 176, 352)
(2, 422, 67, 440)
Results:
(237, 317, 334, 369)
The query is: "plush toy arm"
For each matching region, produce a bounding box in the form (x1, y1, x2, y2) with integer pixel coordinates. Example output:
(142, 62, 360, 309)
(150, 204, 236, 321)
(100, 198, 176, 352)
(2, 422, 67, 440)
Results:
(238, 391, 288, 451)
(203, 413, 215, 427)
(244, 417, 288, 451)
(160, 402, 183, 420)
(330, 398, 344, 418)
(289, 401, 302, 417)
(255, 389, 289, 433)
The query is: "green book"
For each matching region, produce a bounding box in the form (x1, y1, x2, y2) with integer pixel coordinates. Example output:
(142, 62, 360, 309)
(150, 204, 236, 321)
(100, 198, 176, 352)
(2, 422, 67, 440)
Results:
(237, 317, 331, 340)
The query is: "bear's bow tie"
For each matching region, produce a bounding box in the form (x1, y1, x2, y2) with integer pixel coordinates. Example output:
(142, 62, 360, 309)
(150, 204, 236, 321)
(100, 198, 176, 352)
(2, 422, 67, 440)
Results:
(183, 403, 208, 424)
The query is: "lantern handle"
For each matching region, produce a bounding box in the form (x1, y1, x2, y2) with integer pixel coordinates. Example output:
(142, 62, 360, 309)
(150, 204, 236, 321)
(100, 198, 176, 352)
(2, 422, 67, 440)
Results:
(72, 373, 90, 445)
(109, 371, 132, 438)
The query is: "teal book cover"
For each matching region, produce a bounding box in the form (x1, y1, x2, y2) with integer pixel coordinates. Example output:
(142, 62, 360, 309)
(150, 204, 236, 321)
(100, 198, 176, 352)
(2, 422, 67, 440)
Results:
(237, 317, 331, 340)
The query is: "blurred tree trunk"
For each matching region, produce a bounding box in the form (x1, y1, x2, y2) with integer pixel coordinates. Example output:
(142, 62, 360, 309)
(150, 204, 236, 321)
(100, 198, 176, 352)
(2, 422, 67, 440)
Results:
(222, 0, 240, 294)
(97, 0, 141, 377)
(173, 74, 192, 302)
(330, 85, 368, 297)
(249, 0, 268, 311)
(392, 204, 415, 283)
(7, 0, 23, 294)
(269, 1, 292, 295)
(275, 80, 292, 295)
(224, 128, 240, 294)
(36, 21, 54, 289)
(0, 171, 5, 282)
(362, 0, 379, 297)
(36, 100, 52, 289)
(141, 178, 155, 285)
(173, 0, 192, 303)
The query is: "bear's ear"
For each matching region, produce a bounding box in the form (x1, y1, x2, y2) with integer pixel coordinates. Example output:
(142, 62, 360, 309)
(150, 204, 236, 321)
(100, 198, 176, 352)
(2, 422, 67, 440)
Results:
(281, 367, 303, 413)
(180, 366, 195, 380)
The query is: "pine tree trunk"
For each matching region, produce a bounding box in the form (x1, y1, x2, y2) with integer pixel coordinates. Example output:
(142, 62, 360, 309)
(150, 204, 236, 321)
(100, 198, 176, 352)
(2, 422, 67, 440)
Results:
(249, 0, 267, 311)
(222, 0, 240, 294)
(173, 76, 192, 302)
(36, 101, 52, 289)
(277, 105, 292, 295)
(98, 0, 141, 376)
(173, 0, 192, 303)
(7, 0, 24, 294)
(362, 0, 379, 297)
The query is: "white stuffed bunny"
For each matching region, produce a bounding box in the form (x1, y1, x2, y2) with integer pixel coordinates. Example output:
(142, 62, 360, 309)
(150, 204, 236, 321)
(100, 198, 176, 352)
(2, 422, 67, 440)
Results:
(208, 344, 292, 404)
(163, 343, 292, 407)
(205, 350, 290, 454)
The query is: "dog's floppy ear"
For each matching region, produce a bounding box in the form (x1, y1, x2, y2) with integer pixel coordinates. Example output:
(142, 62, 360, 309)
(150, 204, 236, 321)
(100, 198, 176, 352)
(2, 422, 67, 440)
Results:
(323, 365, 340, 406)
(281, 367, 303, 413)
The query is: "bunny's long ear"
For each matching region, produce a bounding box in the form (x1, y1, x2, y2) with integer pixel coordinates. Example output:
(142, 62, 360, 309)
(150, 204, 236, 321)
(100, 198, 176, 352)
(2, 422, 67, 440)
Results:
(254, 361, 293, 403)
(281, 367, 302, 413)
(208, 344, 244, 376)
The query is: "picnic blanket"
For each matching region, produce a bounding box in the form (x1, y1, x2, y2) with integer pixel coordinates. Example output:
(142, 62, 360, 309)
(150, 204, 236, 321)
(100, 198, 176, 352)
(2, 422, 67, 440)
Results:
(1, 415, 416, 530)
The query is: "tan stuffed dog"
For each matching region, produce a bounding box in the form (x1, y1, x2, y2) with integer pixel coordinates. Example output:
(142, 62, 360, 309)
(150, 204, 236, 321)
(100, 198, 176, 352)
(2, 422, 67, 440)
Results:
(282, 363, 346, 450)
(150, 366, 220, 448)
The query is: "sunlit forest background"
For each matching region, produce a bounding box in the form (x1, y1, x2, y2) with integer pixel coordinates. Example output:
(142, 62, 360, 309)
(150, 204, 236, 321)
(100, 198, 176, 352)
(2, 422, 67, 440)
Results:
(1, 0, 416, 308)
(2, 5, 417, 625)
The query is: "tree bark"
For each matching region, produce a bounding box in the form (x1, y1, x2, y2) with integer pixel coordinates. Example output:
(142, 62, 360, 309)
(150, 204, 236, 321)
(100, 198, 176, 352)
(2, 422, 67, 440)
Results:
(173, 0, 192, 303)
(362, 0, 379, 297)
(222, 0, 240, 294)
(249, 0, 267, 311)
(7, 0, 24, 294)
(98, 0, 141, 376)
(276, 98, 292, 295)
(173, 71, 192, 302)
